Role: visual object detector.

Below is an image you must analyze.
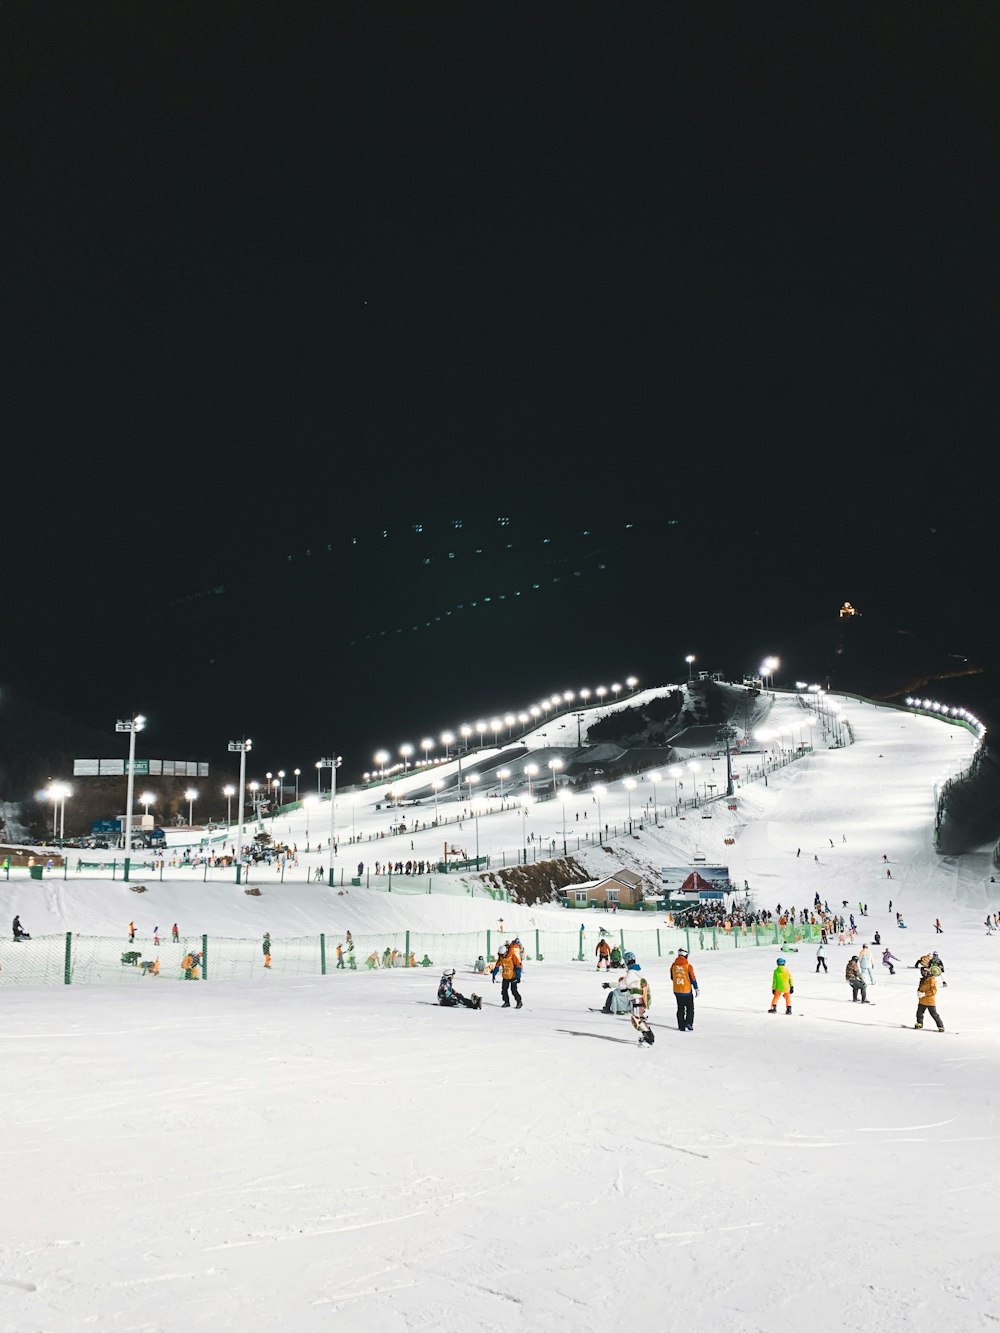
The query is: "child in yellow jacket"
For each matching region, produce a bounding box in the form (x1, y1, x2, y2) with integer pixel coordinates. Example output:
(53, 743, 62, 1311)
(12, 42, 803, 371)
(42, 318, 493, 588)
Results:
(769, 957, 794, 1013)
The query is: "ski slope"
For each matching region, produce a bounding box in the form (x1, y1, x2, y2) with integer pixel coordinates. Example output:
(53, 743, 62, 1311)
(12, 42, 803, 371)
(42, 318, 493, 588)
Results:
(2, 691, 999, 1332)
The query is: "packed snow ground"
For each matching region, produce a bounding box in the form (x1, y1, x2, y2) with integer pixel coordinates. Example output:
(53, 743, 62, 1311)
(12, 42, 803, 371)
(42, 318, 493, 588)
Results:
(3, 691, 1000, 1332)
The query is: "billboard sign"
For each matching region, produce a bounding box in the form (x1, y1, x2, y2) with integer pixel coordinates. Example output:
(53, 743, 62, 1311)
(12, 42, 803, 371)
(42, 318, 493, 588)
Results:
(74, 758, 209, 777)
(660, 865, 732, 900)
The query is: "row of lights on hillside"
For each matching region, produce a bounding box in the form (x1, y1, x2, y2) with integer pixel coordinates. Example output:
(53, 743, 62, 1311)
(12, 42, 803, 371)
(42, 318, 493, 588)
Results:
(365, 677, 640, 782)
(905, 697, 986, 735)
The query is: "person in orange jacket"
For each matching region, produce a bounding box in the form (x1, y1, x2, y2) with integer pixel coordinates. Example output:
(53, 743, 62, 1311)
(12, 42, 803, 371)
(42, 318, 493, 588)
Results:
(498, 942, 522, 1009)
(670, 947, 699, 1031)
(596, 937, 612, 970)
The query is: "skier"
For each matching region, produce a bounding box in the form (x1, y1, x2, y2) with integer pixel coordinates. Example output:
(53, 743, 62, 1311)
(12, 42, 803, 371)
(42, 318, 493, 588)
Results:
(171, 923, 179, 943)
(595, 937, 612, 970)
(129, 921, 136, 943)
(437, 969, 482, 1009)
(882, 947, 900, 975)
(670, 948, 698, 1031)
(873, 930, 881, 945)
(845, 955, 867, 1003)
(263, 932, 271, 968)
(768, 957, 794, 1014)
(815, 938, 828, 973)
(914, 965, 944, 1031)
(934, 918, 943, 934)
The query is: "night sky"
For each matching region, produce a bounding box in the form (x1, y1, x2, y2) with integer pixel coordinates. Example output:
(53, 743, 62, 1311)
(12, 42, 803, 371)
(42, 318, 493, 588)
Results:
(4, 4, 997, 775)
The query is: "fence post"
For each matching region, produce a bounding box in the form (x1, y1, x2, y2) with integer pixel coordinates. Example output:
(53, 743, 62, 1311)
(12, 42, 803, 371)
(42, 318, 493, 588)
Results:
(320, 933, 327, 975)
(64, 931, 72, 984)
(712, 927, 718, 950)
(405, 929, 410, 966)
(620, 928, 625, 953)
(685, 925, 691, 953)
(202, 934, 208, 980)
(112, 859, 117, 881)
(486, 929, 491, 961)
(535, 928, 540, 961)
(656, 929, 661, 957)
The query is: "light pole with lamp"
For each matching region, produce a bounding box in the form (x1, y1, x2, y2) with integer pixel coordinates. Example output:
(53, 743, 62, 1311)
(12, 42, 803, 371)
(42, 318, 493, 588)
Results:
(115, 713, 145, 880)
(400, 743, 413, 773)
(466, 773, 480, 862)
(271, 778, 280, 819)
(548, 757, 563, 797)
(591, 783, 604, 836)
(669, 765, 683, 810)
(315, 761, 323, 795)
(185, 788, 198, 828)
(647, 771, 660, 823)
(523, 762, 538, 798)
(497, 768, 510, 801)
(223, 785, 235, 826)
(520, 794, 533, 863)
(294, 768, 301, 802)
(623, 778, 636, 831)
(374, 750, 389, 781)
(559, 790, 571, 856)
(685, 654, 695, 683)
(421, 737, 434, 767)
(717, 724, 737, 797)
(318, 755, 342, 883)
(302, 793, 317, 842)
(626, 675, 639, 693)
(228, 738, 252, 883)
(432, 780, 442, 824)
(277, 770, 286, 805)
(47, 782, 71, 842)
(687, 761, 700, 805)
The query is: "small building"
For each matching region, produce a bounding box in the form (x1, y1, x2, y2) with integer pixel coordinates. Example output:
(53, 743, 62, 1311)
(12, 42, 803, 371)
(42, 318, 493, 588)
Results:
(563, 867, 645, 909)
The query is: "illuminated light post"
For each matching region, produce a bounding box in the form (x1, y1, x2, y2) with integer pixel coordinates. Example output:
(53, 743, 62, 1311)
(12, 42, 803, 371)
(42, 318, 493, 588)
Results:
(421, 737, 435, 766)
(611, 682, 621, 702)
(647, 770, 661, 822)
(504, 713, 516, 739)
(115, 713, 146, 880)
(626, 675, 638, 693)
(432, 779, 442, 823)
(623, 778, 637, 830)
(47, 781, 71, 841)
(399, 743, 414, 773)
(318, 755, 342, 881)
(591, 783, 605, 835)
(293, 768, 301, 802)
(316, 760, 323, 795)
(374, 750, 389, 781)
(669, 765, 683, 808)
(271, 778, 280, 817)
(687, 761, 700, 805)
(596, 685, 607, 706)
(579, 687, 591, 707)
(223, 785, 235, 825)
(497, 768, 510, 800)
(524, 762, 538, 798)
(302, 793, 317, 841)
(227, 738, 252, 883)
(520, 794, 534, 863)
(760, 656, 780, 690)
(490, 718, 502, 748)
(548, 757, 563, 797)
(476, 720, 487, 750)
(185, 788, 198, 828)
(685, 654, 695, 683)
(467, 773, 480, 863)
(559, 790, 571, 856)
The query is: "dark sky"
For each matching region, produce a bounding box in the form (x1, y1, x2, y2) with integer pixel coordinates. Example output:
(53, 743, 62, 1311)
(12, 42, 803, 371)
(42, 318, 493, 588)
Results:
(4, 3, 998, 776)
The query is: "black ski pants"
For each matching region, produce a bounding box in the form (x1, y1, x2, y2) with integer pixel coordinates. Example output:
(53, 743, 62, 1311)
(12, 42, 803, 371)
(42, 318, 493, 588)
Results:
(850, 980, 867, 1002)
(501, 977, 521, 1006)
(675, 991, 694, 1030)
(816, 957, 828, 972)
(916, 1003, 943, 1030)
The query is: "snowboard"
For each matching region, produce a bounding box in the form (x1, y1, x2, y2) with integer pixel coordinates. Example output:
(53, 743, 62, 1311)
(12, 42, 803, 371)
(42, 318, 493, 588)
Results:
(901, 1025, 955, 1033)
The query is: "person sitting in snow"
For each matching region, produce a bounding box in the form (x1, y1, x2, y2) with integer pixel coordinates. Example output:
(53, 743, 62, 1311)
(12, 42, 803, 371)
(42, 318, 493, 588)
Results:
(437, 969, 481, 1009)
(473, 955, 486, 973)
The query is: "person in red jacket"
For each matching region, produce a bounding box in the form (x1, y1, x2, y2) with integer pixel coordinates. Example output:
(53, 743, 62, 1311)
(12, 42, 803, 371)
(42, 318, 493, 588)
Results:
(670, 948, 699, 1031)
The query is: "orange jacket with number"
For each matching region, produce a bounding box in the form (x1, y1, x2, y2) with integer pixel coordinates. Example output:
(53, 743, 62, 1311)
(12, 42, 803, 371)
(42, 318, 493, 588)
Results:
(670, 956, 697, 993)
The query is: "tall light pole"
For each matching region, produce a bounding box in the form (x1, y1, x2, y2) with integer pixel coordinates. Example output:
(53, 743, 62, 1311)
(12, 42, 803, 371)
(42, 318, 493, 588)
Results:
(559, 791, 571, 856)
(318, 755, 342, 884)
(669, 765, 683, 808)
(47, 782, 71, 841)
(302, 793, 317, 841)
(375, 750, 389, 781)
(228, 739, 252, 882)
(497, 767, 510, 800)
(466, 771, 479, 809)
(432, 779, 442, 823)
(687, 761, 700, 805)
(717, 724, 737, 797)
(278, 770, 286, 805)
(624, 777, 636, 831)
(548, 757, 563, 797)
(400, 743, 414, 772)
(647, 770, 660, 822)
(626, 675, 638, 693)
(467, 773, 480, 862)
(294, 768, 301, 802)
(185, 788, 198, 828)
(115, 713, 145, 880)
(524, 762, 538, 798)
(421, 737, 435, 767)
(520, 794, 533, 863)
(271, 778, 280, 817)
(315, 760, 323, 795)
(685, 654, 695, 683)
(591, 784, 604, 834)
(223, 785, 235, 826)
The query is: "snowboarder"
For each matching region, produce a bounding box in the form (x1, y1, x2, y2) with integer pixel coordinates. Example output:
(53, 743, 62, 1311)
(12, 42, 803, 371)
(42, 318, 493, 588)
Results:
(601, 974, 634, 1014)
(858, 944, 876, 989)
(128, 921, 136, 943)
(498, 944, 522, 1008)
(816, 939, 828, 973)
(914, 966, 944, 1031)
(12, 916, 30, 941)
(769, 957, 793, 1013)
(934, 918, 943, 934)
(882, 948, 900, 975)
(670, 948, 698, 1031)
(437, 969, 481, 1009)
(153, 926, 160, 946)
(930, 950, 947, 986)
(262, 932, 271, 968)
(595, 938, 612, 970)
(623, 953, 654, 1044)
(171, 923, 179, 943)
(845, 955, 867, 1003)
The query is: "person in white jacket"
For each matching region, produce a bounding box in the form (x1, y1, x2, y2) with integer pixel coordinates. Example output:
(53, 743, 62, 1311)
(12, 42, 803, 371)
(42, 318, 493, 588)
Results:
(815, 939, 828, 973)
(858, 943, 876, 988)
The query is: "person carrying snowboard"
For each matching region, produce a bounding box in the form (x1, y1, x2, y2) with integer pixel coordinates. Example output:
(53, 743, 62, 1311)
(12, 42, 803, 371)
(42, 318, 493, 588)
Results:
(437, 969, 481, 1009)
(769, 957, 794, 1013)
(623, 952, 654, 1044)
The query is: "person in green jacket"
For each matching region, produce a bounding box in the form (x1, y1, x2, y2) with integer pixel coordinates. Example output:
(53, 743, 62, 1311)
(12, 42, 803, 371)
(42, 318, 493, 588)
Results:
(263, 932, 271, 969)
(768, 956, 793, 1013)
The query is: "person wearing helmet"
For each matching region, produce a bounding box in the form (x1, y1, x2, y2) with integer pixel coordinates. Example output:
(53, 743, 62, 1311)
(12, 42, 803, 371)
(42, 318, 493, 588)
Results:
(498, 944, 522, 1009)
(769, 956, 794, 1013)
(508, 938, 524, 983)
(670, 947, 699, 1031)
(914, 965, 944, 1031)
(624, 955, 654, 1045)
(437, 968, 482, 1010)
(845, 954, 867, 1003)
